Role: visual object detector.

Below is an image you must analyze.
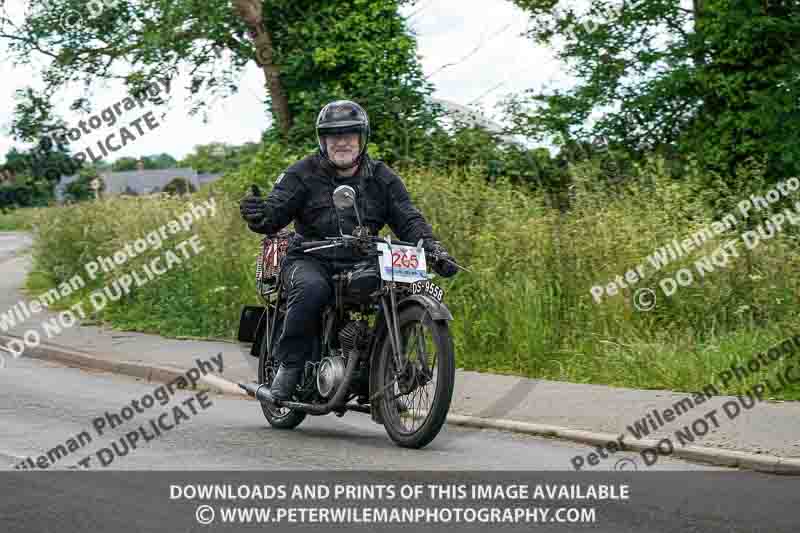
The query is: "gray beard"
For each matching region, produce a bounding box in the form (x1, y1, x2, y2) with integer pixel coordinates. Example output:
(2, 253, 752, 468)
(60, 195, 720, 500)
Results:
(332, 152, 357, 167)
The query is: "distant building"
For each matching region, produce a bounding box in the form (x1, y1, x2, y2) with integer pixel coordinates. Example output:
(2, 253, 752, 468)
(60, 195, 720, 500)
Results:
(432, 98, 505, 134)
(54, 167, 223, 202)
(197, 173, 223, 187)
(431, 98, 523, 146)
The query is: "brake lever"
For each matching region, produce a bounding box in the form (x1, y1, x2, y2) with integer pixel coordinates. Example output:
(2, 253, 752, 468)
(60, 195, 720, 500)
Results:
(430, 251, 472, 273)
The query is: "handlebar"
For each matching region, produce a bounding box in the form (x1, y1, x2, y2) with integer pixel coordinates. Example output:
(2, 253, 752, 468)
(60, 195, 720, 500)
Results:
(297, 234, 471, 273)
(300, 240, 333, 250)
(384, 238, 416, 247)
(300, 236, 418, 251)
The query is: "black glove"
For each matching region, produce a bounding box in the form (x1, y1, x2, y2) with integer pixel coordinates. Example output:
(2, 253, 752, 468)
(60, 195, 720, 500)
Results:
(424, 240, 459, 278)
(239, 194, 268, 225)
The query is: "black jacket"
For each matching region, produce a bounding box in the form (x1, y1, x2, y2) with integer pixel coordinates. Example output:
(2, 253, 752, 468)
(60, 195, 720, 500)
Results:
(248, 153, 436, 260)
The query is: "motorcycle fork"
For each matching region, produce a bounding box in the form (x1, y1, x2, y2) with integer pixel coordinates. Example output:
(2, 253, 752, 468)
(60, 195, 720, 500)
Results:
(380, 282, 407, 375)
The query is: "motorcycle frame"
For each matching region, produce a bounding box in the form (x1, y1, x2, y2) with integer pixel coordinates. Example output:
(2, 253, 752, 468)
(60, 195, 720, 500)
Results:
(261, 259, 406, 368)
(256, 245, 453, 417)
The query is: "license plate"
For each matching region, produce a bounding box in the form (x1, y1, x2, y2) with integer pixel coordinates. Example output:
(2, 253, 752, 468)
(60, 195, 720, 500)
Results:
(411, 280, 444, 302)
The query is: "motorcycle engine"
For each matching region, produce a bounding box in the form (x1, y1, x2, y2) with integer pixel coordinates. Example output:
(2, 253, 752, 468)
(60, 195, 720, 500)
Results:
(339, 320, 369, 358)
(316, 321, 370, 399)
(316, 356, 346, 399)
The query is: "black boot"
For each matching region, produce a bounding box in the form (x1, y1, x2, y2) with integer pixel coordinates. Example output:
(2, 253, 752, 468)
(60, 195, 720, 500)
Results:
(270, 364, 304, 401)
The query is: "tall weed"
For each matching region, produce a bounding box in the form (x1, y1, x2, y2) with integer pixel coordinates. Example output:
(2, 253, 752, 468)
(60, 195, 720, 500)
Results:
(26, 150, 800, 399)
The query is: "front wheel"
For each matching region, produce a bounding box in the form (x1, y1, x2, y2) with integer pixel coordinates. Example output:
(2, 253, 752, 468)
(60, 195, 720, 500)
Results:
(376, 304, 455, 449)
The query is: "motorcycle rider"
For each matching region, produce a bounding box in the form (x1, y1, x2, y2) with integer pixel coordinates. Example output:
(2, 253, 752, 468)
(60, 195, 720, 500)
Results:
(239, 100, 458, 403)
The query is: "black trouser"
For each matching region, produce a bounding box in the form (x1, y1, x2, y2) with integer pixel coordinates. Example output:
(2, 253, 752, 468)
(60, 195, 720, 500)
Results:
(274, 255, 358, 369)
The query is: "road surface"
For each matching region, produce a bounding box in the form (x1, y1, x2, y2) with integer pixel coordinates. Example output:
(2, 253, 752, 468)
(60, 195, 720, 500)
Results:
(1, 231, 797, 533)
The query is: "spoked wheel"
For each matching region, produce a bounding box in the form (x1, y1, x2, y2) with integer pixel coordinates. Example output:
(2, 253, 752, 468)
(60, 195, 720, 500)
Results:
(257, 311, 306, 430)
(376, 304, 455, 449)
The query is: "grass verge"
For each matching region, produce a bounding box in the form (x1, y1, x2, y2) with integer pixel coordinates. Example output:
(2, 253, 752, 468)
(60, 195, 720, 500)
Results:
(22, 153, 800, 400)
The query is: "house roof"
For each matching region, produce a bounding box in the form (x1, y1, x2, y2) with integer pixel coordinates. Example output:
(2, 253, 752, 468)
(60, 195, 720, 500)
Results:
(197, 173, 223, 185)
(55, 168, 201, 200)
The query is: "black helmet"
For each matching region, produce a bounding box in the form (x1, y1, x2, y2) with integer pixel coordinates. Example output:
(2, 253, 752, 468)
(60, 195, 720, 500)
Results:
(316, 100, 370, 169)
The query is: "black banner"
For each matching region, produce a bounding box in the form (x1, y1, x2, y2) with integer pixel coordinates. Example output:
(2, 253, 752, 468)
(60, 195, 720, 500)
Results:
(1, 471, 797, 532)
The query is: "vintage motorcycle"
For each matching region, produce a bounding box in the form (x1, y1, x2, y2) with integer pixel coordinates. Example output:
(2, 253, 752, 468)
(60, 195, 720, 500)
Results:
(237, 184, 468, 449)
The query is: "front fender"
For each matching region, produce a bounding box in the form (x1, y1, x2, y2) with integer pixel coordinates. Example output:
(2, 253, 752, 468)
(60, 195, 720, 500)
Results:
(397, 294, 453, 321)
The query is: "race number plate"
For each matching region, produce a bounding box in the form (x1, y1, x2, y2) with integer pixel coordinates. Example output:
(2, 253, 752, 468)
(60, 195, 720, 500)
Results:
(376, 243, 428, 283)
(411, 280, 444, 302)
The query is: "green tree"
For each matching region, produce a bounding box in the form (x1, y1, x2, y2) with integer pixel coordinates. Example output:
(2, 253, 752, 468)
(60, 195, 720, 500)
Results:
(0, 178, 52, 209)
(147, 153, 179, 169)
(111, 157, 140, 172)
(111, 154, 178, 171)
(180, 142, 261, 173)
(4, 88, 82, 185)
(1, 0, 438, 161)
(163, 177, 198, 196)
(260, 0, 440, 160)
(63, 168, 103, 203)
(506, 0, 800, 193)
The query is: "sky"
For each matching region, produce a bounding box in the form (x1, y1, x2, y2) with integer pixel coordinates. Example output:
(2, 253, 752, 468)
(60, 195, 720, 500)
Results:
(0, 0, 569, 164)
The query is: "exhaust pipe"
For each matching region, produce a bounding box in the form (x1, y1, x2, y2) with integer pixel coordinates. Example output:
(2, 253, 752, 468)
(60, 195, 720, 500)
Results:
(238, 382, 275, 403)
(238, 353, 360, 415)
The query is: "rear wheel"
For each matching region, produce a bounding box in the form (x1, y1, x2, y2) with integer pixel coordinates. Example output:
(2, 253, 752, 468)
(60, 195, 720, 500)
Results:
(376, 304, 455, 449)
(257, 309, 306, 429)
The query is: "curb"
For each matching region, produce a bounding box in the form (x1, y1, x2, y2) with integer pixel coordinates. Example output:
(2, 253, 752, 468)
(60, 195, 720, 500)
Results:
(0, 335, 248, 398)
(6, 335, 800, 475)
(444, 414, 800, 475)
